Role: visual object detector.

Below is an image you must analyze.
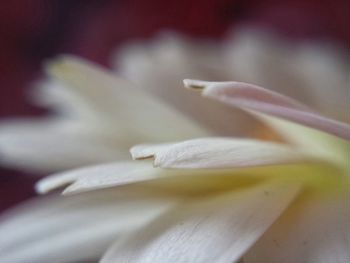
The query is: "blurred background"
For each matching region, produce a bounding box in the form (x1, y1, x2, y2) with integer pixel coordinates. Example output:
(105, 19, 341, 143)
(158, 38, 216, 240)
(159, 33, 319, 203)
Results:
(1, 0, 350, 212)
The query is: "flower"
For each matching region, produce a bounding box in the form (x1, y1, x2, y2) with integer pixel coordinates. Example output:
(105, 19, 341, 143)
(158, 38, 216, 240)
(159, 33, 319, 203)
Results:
(1, 30, 350, 262)
(1, 29, 349, 172)
(35, 79, 350, 263)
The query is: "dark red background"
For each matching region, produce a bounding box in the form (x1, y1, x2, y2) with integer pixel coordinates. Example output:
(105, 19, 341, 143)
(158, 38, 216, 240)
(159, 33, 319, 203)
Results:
(1, 0, 350, 212)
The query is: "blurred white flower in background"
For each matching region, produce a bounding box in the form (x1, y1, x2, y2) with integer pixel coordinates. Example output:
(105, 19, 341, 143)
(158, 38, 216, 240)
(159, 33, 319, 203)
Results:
(0, 29, 349, 263)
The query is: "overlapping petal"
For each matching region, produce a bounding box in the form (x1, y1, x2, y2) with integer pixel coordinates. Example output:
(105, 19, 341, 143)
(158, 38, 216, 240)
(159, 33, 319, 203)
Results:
(0, 56, 211, 172)
(101, 181, 301, 263)
(46, 56, 208, 141)
(36, 161, 264, 196)
(36, 162, 163, 194)
(115, 33, 255, 136)
(131, 137, 316, 169)
(184, 79, 350, 140)
(244, 191, 350, 263)
(0, 190, 175, 263)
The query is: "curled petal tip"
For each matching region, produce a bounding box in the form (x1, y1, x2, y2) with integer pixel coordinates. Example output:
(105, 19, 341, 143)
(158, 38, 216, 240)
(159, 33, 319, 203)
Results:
(183, 79, 211, 90)
(130, 145, 155, 160)
(130, 147, 146, 160)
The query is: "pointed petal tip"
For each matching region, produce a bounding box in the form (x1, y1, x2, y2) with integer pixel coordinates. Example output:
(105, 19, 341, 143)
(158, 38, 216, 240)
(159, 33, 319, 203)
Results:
(35, 174, 75, 195)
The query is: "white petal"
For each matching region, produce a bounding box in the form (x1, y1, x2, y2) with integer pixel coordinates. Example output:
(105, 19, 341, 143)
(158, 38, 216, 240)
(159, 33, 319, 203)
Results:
(295, 44, 350, 118)
(0, 119, 122, 172)
(256, 115, 350, 168)
(37, 161, 262, 195)
(131, 137, 316, 169)
(244, 191, 350, 263)
(36, 162, 162, 194)
(101, 181, 301, 263)
(115, 33, 255, 136)
(184, 80, 350, 140)
(46, 55, 209, 142)
(224, 28, 313, 103)
(31, 78, 98, 120)
(0, 190, 175, 263)
(224, 29, 350, 119)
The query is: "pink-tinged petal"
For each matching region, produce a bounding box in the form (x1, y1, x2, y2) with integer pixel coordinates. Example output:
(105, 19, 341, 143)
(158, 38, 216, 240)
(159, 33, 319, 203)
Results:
(244, 191, 350, 263)
(101, 181, 301, 263)
(184, 79, 350, 140)
(0, 189, 175, 263)
(131, 137, 318, 169)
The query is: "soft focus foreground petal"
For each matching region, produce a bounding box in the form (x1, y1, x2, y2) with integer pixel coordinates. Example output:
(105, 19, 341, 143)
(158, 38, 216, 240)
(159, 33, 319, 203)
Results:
(244, 191, 350, 263)
(101, 181, 301, 263)
(0, 119, 121, 172)
(115, 33, 255, 136)
(184, 80, 350, 140)
(46, 55, 208, 142)
(131, 137, 316, 169)
(0, 190, 175, 263)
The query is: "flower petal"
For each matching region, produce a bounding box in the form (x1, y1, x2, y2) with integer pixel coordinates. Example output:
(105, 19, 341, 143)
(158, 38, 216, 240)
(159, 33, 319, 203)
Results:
(0, 190, 175, 263)
(131, 137, 316, 169)
(36, 162, 161, 194)
(31, 78, 98, 120)
(0, 119, 121, 172)
(46, 56, 208, 142)
(115, 33, 255, 136)
(36, 161, 264, 196)
(184, 79, 350, 140)
(256, 116, 350, 168)
(244, 191, 350, 263)
(101, 181, 301, 263)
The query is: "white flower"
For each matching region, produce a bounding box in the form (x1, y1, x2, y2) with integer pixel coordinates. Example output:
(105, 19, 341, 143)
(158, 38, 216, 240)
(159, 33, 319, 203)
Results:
(0, 30, 350, 263)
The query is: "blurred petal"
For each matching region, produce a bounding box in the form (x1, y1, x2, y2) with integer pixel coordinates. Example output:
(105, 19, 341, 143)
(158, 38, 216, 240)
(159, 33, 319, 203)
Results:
(46, 55, 208, 142)
(31, 78, 99, 120)
(184, 80, 350, 140)
(244, 191, 350, 263)
(224, 29, 350, 119)
(131, 137, 316, 169)
(115, 33, 255, 136)
(0, 119, 121, 172)
(101, 181, 301, 263)
(295, 44, 350, 118)
(224, 28, 313, 103)
(0, 190, 175, 263)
